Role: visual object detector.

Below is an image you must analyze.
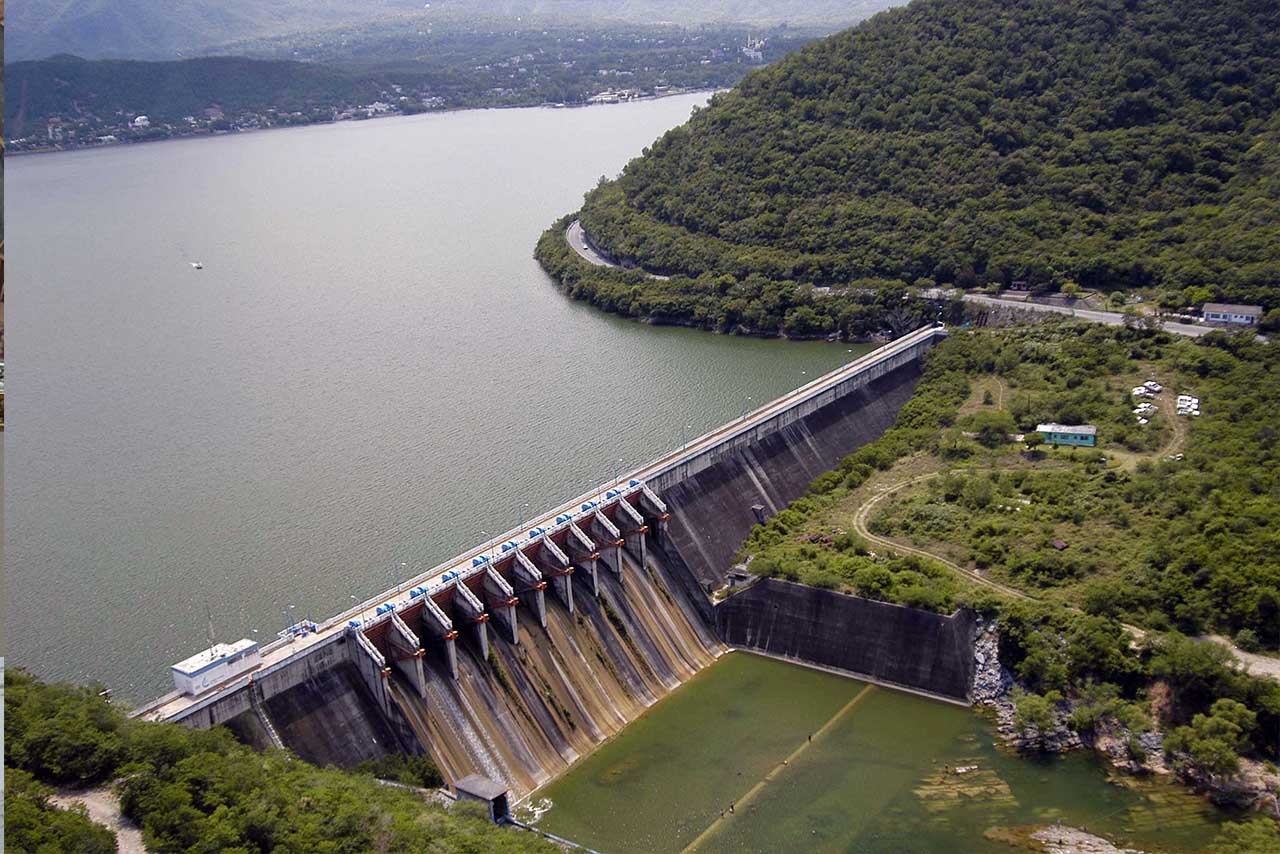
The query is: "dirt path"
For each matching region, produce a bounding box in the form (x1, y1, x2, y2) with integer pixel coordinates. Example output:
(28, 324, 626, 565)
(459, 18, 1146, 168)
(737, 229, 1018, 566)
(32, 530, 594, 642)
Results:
(847, 469, 1277, 681)
(849, 473, 1031, 602)
(1205, 635, 1280, 680)
(1157, 395, 1190, 460)
(52, 787, 147, 853)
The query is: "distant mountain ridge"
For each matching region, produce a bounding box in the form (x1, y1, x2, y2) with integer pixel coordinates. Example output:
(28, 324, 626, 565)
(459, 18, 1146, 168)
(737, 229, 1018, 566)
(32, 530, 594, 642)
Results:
(7, 1, 897, 62)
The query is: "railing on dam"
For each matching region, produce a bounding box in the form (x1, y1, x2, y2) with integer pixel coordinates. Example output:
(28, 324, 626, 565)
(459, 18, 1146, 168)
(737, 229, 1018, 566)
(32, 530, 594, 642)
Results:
(135, 324, 946, 722)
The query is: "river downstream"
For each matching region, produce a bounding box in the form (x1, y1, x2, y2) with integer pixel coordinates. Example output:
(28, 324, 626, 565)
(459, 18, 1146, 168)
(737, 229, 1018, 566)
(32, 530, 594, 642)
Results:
(6, 94, 862, 699)
(534, 653, 1230, 854)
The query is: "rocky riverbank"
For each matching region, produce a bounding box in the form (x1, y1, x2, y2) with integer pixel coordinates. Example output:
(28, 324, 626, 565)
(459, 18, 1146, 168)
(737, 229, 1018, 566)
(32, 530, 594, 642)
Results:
(975, 622, 1156, 763)
(986, 824, 1149, 854)
(972, 622, 1280, 818)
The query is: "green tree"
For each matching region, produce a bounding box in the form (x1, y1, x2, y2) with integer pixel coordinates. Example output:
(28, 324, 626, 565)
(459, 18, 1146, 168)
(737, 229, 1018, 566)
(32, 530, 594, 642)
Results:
(964, 409, 1016, 448)
(1014, 691, 1056, 732)
(1182, 286, 1213, 308)
(3, 768, 117, 854)
(1211, 818, 1280, 854)
(783, 306, 834, 338)
(3, 669, 126, 786)
(1164, 699, 1257, 778)
(1147, 634, 1240, 718)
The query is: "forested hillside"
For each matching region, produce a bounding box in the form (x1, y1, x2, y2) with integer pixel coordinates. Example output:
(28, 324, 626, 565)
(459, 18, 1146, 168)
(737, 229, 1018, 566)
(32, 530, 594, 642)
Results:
(4, 56, 390, 135)
(555, 0, 1280, 331)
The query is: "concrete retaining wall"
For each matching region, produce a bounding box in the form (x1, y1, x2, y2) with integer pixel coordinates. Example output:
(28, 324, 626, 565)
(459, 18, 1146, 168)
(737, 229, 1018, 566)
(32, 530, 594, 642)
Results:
(647, 328, 940, 496)
(715, 579, 977, 702)
(654, 358, 924, 597)
(262, 663, 411, 767)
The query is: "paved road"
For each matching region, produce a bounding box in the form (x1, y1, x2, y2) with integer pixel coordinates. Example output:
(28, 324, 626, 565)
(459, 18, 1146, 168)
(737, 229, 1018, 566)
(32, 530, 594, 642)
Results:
(564, 224, 1244, 342)
(565, 219, 614, 268)
(565, 220, 669, 279)
(564, 228, 1229, 340)
(962, 293, 1215, 338)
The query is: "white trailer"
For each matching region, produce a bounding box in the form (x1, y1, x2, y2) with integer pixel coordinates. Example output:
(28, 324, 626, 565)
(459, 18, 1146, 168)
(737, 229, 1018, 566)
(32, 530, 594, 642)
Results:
(170, 639, 261, 696)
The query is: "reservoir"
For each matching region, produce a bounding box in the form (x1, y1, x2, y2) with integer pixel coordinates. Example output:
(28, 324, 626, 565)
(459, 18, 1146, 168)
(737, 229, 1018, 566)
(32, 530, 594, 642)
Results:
(6, 94, 860, 699)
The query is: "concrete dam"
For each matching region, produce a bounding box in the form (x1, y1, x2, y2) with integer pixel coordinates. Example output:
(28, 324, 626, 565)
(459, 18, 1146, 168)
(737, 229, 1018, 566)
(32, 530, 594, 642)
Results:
(137, 325, 970, 798)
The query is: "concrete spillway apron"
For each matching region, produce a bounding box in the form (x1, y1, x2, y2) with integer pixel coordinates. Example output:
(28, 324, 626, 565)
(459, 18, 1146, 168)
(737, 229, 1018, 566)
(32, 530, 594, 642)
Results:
(681, 684, 878, 853)
(590, 511, 624, 580)
(483, 568, 520, 644)
(419, 597, 460, 679)
(387, 612, 428, 698)
(513, 552, 549, 628)
(567, 523, 599, 596)
(453, 582, 490, 660)
(615, 496, 648, 569)
(535, 537, 574, 614)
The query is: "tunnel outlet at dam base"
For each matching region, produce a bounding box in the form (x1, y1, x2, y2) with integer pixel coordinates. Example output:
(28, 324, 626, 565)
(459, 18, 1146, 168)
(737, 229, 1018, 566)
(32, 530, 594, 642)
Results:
(141, 327, 978, 798)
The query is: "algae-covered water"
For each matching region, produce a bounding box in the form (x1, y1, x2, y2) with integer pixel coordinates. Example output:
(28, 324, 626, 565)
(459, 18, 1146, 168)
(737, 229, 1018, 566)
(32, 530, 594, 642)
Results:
(532, 653, 1230, 854)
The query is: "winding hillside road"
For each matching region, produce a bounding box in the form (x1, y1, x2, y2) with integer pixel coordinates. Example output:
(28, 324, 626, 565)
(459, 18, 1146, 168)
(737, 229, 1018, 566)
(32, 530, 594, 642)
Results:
(564, 221, 667, 279)
(563, 223, 1231, 340)
(565, 219, 614, 267)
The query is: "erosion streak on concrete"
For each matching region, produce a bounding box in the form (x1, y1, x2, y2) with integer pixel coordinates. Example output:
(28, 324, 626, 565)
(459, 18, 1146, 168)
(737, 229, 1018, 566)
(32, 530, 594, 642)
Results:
(682, 684, 877, 853)
(387, 549, 722, 798)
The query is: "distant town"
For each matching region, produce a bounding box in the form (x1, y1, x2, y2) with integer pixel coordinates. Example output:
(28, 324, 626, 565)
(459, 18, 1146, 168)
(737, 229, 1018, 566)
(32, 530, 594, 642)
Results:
(8, 85, 704, 154)
(6, 27, 808, 154)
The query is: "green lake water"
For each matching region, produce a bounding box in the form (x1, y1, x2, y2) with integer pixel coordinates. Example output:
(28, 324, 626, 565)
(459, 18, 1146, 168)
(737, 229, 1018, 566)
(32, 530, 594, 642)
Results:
(532, 653, 1230, 854)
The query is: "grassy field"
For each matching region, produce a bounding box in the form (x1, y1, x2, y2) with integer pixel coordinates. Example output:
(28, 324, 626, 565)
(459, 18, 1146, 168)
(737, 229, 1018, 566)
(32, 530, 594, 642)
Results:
(740, 321, 1278, 647)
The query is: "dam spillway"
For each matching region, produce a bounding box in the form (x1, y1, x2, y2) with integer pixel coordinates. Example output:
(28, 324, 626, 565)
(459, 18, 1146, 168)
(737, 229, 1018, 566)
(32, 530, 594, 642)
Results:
(136, 326, 951, 797)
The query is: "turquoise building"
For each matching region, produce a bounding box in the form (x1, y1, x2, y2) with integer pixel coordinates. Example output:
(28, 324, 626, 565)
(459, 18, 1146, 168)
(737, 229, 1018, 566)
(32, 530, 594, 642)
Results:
(1036, 422, 1097, 447)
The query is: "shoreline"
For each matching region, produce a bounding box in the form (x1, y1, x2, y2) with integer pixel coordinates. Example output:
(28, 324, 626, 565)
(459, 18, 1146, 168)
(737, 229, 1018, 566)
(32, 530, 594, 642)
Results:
(3, 88, 720, 160)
